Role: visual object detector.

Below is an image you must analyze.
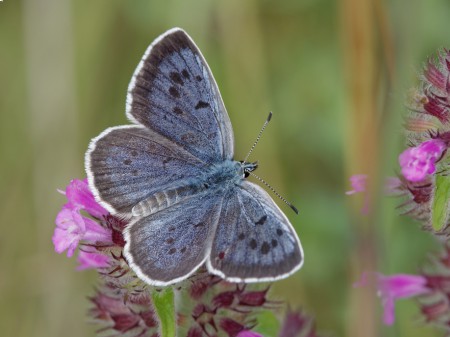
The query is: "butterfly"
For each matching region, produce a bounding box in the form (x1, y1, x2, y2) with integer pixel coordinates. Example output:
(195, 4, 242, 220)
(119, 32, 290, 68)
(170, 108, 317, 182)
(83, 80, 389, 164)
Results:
(85, 28, 303, 286)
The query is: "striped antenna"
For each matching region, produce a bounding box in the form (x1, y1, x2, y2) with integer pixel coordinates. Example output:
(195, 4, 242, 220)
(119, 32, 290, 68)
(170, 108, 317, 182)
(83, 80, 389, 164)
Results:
(243, 112, 272, 163)
(248, 172, 299, 215)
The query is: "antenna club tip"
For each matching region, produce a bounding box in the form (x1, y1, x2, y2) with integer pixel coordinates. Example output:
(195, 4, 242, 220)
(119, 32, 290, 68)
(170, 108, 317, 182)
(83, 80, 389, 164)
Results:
(267, 112, 273, 122)
(290, 205, 299, 215)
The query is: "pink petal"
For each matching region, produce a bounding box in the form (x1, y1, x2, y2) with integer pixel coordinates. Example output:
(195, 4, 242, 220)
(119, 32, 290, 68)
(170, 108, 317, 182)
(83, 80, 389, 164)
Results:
(77, 251, 110, 270)
(83, 217, 112, 244)
(52, 228, 79, 256)
(346, 174, 367, 195)
(378, 274, 429, 299)
(53, 208, 86, 257)
(382, 297, 395, 326)
(65, 178, 108, 218)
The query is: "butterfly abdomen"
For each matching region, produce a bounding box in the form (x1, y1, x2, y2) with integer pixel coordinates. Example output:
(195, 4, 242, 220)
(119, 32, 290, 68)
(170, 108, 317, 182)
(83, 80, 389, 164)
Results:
(131, 182, 202, 217)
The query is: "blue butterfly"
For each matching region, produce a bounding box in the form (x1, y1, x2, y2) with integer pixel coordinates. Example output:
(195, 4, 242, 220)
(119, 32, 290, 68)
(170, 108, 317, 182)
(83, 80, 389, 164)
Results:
(85, 28, 303, 286)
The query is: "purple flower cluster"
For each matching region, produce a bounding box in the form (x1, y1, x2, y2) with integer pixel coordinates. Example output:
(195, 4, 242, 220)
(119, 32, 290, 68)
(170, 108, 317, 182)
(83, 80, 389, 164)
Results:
(53, 178, 322, 337)
(393, 51, 450, 226)
(399, 50, 450, 182)
(350, 49, 450, 331)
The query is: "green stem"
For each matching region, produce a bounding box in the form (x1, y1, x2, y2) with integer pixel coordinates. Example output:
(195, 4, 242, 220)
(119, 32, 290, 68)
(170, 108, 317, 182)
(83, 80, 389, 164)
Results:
(151, 287, 176, 337)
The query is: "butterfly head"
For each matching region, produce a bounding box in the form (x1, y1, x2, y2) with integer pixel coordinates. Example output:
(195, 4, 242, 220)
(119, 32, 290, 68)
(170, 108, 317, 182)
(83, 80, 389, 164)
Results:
(240, 161, 258, 178)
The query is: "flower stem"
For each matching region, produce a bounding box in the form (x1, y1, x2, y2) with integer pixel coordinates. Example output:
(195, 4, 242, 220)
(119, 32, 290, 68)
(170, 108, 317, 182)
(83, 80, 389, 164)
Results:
(151, 287, 176, 337)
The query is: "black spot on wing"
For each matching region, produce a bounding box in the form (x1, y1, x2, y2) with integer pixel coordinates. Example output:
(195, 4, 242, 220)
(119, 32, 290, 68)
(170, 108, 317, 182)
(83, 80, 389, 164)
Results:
(249, 239, 257, 250)
(276, 228, 283, 236)
(181, 69, 190, 79)
(169, 86, 180, 98)
(169, 71, 184, 85)
(195, 101, 210, 110)
(255, 215, 267, 226)
(173, 107, 183, 115)
(123, 159, 132, 165)
(260, 241, 270, 254)
(195, 75, 202, 82)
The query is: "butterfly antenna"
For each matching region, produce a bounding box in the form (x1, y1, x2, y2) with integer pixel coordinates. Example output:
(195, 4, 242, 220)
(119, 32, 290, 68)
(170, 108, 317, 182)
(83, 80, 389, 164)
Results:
(248, 171, 299, 215)
(244, 112, 273, 163)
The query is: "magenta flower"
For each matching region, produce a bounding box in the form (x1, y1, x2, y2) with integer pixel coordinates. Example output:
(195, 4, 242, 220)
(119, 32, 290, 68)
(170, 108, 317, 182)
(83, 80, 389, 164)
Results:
(53, 207, 112, 257)
(77, 250, 110, 270)
(345, 174, 367, 195)
(355, 273, 429, 325)
(398, 139, 446, 182)
(377, 274, 429, 325)
(64, 178, 107, 218)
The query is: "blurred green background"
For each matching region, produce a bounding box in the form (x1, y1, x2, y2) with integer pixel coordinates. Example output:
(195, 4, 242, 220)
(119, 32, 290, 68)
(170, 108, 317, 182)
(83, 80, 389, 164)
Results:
(1, 0, 449, 336)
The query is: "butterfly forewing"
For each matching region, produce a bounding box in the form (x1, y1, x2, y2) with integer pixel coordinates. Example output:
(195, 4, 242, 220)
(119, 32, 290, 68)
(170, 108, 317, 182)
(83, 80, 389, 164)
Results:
(86, 125, 205, 215)
(124, 191, 224, 286)
(207, 181, 303, 282)
(127, 28, 234, 163)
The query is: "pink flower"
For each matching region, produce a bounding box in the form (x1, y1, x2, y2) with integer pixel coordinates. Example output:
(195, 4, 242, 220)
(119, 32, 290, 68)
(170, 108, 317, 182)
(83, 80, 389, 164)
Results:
(399, 139, 446, 182)
(64, 178, 107, 218)
(345, 174, 367, 195)
(53, 207, 112, 257)
(355, 273, 429, 325)
(77, 250, 110, 270)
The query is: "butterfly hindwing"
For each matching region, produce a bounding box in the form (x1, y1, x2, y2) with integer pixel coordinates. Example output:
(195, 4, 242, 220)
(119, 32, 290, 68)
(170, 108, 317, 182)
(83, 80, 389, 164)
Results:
(86, 125, 205, 215)
(207, 181, 303, 282)
(124, 191, 224, 286)
(127, 28, 234, 163)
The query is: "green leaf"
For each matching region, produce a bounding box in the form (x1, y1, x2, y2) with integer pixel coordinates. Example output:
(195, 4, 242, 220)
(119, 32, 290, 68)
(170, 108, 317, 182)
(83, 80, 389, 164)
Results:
(253, 310, 280, 337)
(151, 287, 176, 337)
(431, 175, 450, 231)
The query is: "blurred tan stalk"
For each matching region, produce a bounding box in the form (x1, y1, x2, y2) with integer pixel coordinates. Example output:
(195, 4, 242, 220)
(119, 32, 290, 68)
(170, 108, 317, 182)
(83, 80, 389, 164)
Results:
(22, 0, 80, 336)
(340, 0, 394, 336)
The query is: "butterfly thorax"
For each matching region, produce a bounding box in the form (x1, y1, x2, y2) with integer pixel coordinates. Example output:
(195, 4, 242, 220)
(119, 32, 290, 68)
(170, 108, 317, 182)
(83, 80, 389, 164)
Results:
(131, 160, 256, 217)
